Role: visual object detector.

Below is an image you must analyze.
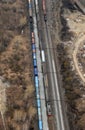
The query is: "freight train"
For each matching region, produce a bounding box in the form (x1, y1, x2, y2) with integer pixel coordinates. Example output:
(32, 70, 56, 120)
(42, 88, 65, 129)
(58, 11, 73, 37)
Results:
(28, 0, 43, 130)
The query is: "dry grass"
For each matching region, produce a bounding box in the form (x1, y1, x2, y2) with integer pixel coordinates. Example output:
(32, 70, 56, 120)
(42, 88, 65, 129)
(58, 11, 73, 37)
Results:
(28, 106, 37, 119)
(13, 109, 26, 122)
(24, 85, 35, 99)
(19, 17, 27, 27)
(0, 0, 36, 129)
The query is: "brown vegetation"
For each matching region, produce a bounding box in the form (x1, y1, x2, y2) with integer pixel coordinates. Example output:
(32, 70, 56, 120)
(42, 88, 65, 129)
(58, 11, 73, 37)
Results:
(58, 1, 85, 129)
(0, 0, 37, 130)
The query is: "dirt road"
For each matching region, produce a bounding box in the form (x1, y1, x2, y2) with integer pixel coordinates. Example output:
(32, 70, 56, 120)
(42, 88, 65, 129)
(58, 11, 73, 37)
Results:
(73, 36, 85, 83)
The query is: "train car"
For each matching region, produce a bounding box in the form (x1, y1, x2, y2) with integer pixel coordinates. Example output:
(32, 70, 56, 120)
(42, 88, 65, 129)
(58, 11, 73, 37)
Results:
(33, 52, 36, 59)
(28, 0, 33, 23)
(37, 99, 41, 108)
(30, 22, 34, 31)
(35, 0, 39, 21)
(31, 32, 35, 43)
(35, 76, 39, 87)
(41, 50, 45, 62)
(32, 38, 35, 44)
(29, 14, 33, 24)
(39, 120, 43, 130)
(42, 0, 47, 21)
(32, 32, 34, 38)
(34, 67, 38, 76)
(38, 107, 42, 120)
(33, 59, 37, 67)
(35, 0, 38, 13)
(32, 44, 36, 53)
(29, 5, 32, 17)
(28, 0, 32, 14)
(36, 87, 40, 99)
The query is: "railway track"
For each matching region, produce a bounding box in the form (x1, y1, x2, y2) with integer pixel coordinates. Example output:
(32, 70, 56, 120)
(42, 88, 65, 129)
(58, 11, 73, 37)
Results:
(38, 0, 70, 130)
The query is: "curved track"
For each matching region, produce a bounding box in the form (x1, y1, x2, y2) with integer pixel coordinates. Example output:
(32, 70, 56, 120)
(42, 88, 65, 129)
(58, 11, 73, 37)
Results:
(73, 36, 85, 83)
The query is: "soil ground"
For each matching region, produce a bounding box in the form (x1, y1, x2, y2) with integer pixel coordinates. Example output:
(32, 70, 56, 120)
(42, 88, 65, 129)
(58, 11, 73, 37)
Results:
(59, 1, 85, 130)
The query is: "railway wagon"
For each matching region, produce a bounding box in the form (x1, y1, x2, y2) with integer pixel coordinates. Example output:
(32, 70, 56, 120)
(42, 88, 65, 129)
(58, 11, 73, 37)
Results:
(34, 67, 38, 76)
(38, 107, 42, 120)
(33, 59, 37, 67)
(32, 44, 36, 53)
(35, 0, 40, 21)
(42, 0, 47, 21)
(33, 52, 36, 59)
(30, 22, 34, 31)
(29, 5, 32, 17)
(35, 0, 39, 13)
(37, 99, 41, 108)
(31, 32, 35, 43)
(28, 0, 33, 23)
(28, 0, 32, 15)
(32, 32, 34, 38)
(32, 37, 35, 43)
(39, 120, 43, 130)
(35, 76, 39, 87)
(36, 87, 40, 99)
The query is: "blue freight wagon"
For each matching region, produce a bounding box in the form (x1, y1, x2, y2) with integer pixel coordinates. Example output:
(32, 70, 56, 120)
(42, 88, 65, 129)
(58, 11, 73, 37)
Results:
(37, 99, 41, 108)
(34, 67, 38, 76)
(35, 76, 39, 87)
(33, 59, 37, 67)
(33, 52, 36, 59)
(39, 120, 43, 130)
(36, 87, 40, 99)
(32, 44, 36, 53)
(32, 43, 36, 49)
(38, 107, 42, 120)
